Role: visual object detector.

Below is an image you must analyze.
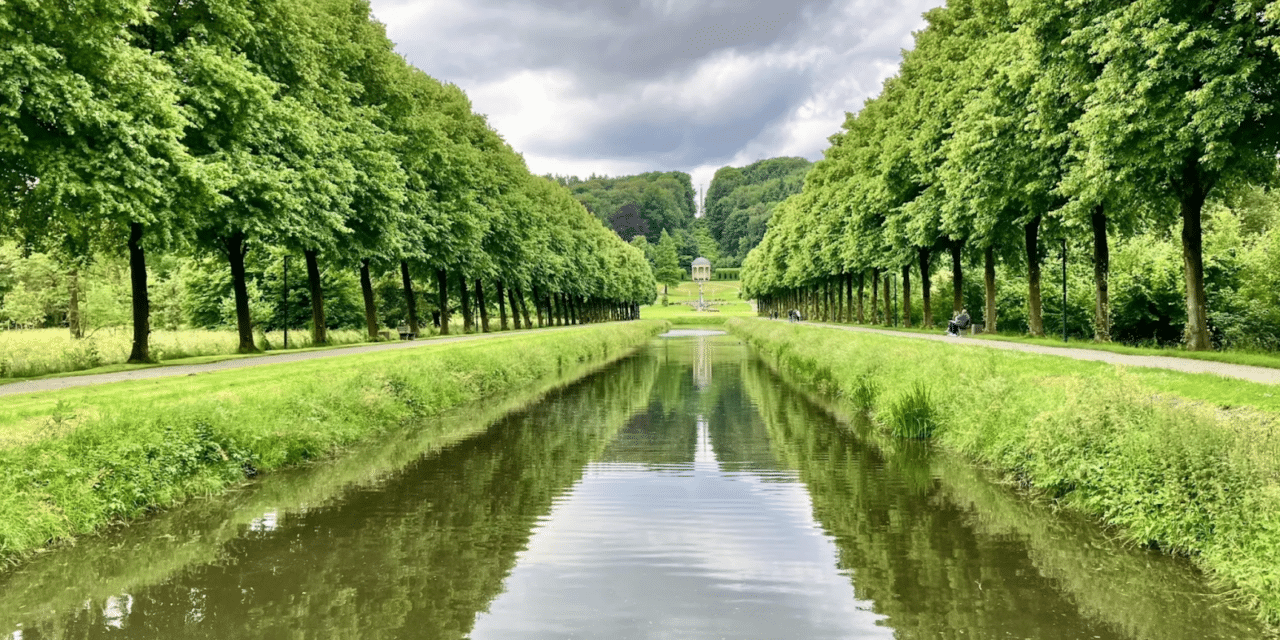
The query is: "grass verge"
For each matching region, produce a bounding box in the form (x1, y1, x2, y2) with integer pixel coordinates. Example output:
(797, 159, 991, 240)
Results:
(0, 320, 667, 563)
(727, 317, 1280, 626)
(0, 328, 376, 380)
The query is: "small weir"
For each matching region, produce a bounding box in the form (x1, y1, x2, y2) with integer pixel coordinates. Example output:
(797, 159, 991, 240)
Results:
(0, 334, 1269, 639)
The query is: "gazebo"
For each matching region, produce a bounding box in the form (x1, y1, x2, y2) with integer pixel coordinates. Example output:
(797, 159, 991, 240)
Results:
(691, 257, 712, 310)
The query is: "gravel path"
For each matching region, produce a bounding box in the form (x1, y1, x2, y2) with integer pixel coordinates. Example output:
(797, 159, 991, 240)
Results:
(797, 321, 1280, 385)
(0, 326, 578, 398)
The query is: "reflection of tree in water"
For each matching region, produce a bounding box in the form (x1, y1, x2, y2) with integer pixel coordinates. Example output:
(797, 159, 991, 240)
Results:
(742, 358, 1272, 640)
(603, 336, 772, 468)
(17, 353, 660, 640)
(934, 457, 1272, 640)
(742, 358, 1126, 640)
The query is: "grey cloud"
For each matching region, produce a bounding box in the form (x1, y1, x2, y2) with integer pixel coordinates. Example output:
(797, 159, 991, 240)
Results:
(371, 0, 942, 179)
(388, 0, 837, 85)
(531, 73, 812, 166)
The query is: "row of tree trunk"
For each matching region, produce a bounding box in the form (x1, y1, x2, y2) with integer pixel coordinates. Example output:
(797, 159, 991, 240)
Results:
(118, 237, 641, 363)
(757, 218, 1114, 341)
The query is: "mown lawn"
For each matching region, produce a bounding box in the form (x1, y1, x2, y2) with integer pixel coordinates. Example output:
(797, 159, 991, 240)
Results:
(641, 280, 755, 323)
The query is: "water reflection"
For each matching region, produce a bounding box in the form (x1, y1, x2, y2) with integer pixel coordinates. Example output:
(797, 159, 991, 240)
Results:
(741, 355, 1273, 640)
(471, 337, 887, 639)
(2, 354, 660, 639)
(694, 335, 713, 390)
(2, 335, 1272, 639)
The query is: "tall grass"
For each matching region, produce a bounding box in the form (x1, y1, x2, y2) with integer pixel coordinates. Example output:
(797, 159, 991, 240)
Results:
(0, 320, 668, 561)
(0, 327, 370, 379)
(728, 317, 1280, 626)
(887, 382, 937, 439)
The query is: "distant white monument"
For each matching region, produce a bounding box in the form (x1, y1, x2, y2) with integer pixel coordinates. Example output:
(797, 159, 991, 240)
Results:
(691, 257, 711, 311)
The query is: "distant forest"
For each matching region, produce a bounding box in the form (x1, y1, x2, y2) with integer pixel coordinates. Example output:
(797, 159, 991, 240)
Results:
(549, 172, 696, 244)
(549, 172, 710, 272)
(549, 158, 811, 271)
(704, 158, 812, 267)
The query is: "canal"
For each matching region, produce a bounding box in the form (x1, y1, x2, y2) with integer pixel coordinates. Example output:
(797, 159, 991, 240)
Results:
(0, 332, 1270, 638)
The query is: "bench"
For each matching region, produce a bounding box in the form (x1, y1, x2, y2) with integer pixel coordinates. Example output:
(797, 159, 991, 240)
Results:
(969, 323, 983, 336)
(397, 325, 417, 341)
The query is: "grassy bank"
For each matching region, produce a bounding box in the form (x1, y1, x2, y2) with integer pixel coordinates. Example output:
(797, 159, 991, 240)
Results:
(0, 343, 662, 629)
(0, 320, 667, 562)
(727, 317, 1280, 625)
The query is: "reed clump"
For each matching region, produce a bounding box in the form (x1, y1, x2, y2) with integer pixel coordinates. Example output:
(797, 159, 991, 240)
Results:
(888, 382, 937, 439)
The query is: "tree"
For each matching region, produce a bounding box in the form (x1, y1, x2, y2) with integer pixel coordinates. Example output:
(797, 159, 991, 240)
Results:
(2, 0, 194, 362)
(1071, 1, 1280, 349)
(653, 230, 683, 294)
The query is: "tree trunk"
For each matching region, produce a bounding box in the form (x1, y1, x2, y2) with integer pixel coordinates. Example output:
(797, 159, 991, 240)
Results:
(517, 286, 533, 328)
(856, 272, 865, 323)
(951, 242, 964, 314)
(458, 273, 473, 333)
(475, 279, 490, 333)
(918, 247, 932, 328)
(829, 280, 837, 322)
(901, 264, 912, 328)
(839, 276, 849, 325)
(436, 269, 450, 335)
(401, 261, 419, 336)
(532, 285, 545, 327)
(1091, 205, 1111, 342)
(836, 276, 845, 323)
(983, 245, 997, 334)
(360, 259, 379, 341)
(497, 281, 509, 331)
(67, 266, 83, 339)
(508, 285, 523, 330)
(870, 269, 880, 324)
(882, 271, 892, 327)
(226, 233, 258, 353)
(1181, 168, 1211, 351)
(1025, 215, 1045, 337)
(304, 249, 327, 345)
(126, 222, 152, 363)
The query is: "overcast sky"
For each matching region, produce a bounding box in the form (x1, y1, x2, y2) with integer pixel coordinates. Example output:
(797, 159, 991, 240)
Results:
(368, 0, 943, 204)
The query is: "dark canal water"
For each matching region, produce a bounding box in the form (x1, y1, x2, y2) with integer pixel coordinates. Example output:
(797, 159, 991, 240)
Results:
(1, 333, 1270, 639)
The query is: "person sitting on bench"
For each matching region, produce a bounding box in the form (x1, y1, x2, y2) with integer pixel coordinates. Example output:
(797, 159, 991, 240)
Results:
(947, 309, 970, 336)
